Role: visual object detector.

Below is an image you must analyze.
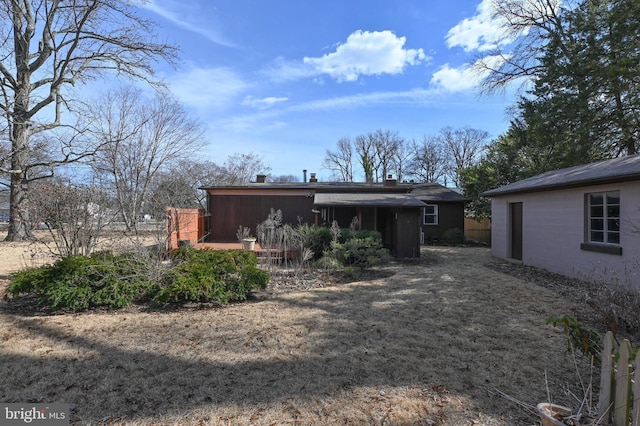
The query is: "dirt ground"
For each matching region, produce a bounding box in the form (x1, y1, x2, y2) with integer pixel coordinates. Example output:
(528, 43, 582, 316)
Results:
(0, 237, 598, 425)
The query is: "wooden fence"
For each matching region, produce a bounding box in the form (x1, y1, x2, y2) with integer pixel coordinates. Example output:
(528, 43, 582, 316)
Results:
(598, 331, 640, 425)
(464, 217, 491, 244)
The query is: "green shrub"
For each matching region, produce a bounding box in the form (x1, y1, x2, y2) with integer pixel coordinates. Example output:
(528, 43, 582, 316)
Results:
(443, 228, 465, 245)
(339, 229, 381, 243)
(154, 248, 268, 304)
(547, 315, 603, 363)
(298, 224, 332, 260)
(5, 248, 269, 311)
(331, 231, 390, 270)
(6, 251, 155, 312)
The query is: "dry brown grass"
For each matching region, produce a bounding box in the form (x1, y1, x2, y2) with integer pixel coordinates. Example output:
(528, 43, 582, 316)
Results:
(0, 243, 595, 425)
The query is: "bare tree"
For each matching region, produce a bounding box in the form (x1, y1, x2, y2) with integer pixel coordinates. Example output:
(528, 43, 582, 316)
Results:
(354, 134, 378, 183)
(1, 0, 177, 241)
(408, 135, 450, 184)
(269, 174, 300, 183)
(390, 138, 412, 182)
(217, 152, 271, 185)
(323, 137, 354, 182)
(149, 159, 224, 217)
(473, 0, 569, 94)
(92, 87, 204, 232)
(440, 127, 489, 187)
(372, 129, 403, 181)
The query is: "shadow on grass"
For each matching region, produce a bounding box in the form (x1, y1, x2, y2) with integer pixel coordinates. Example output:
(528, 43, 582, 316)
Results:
(0, 248, 581, 424)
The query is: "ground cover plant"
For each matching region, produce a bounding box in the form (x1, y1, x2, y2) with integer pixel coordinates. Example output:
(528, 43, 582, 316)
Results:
(0, 239, 614, 425)
(4, 247, 268, 312)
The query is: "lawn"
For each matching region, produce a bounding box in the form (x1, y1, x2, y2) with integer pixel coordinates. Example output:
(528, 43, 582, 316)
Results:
(0, 245, 595, 425)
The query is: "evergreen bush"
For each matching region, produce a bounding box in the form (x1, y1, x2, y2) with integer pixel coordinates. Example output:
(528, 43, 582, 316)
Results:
(443, 228, 465, 245)
(328, 230, 390, 270)
(153, 248, 268, 304)
(5, 248, 269, 311)
(6, 251, 154, 311)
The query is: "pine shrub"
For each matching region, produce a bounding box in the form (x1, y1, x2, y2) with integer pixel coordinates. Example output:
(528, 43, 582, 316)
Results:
(5, 248, 269, 311)
(153, 248, 268, 304)
(6, 251, 154, 311)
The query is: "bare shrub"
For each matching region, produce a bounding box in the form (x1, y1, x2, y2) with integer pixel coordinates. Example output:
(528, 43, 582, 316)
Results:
(33, 179, 115, 257)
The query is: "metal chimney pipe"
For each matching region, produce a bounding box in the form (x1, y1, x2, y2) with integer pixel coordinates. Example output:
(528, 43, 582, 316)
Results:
(303, 169, 307, 182)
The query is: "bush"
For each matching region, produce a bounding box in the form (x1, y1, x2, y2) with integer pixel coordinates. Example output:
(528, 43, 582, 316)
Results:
(6, 251, 155, 312)
(330, 230, 390, 270)
(5, 248, 269, 311)
(154, 248, 268, 304)
(298, 224, 332, 260)
(443, 228, 465, 245)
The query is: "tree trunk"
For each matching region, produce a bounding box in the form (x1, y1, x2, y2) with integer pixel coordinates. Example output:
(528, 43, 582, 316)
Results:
(6, 51, 34, 241)
(6, 125, 33, 241)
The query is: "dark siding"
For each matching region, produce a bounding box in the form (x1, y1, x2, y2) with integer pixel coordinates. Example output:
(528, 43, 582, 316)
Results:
(420, 202, 465, 243)
(207, 194, 315, 241)
(394, 208, 421, 258)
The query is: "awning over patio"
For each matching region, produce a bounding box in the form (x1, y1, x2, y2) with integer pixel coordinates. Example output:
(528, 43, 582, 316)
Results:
(314, 193, 427, 207)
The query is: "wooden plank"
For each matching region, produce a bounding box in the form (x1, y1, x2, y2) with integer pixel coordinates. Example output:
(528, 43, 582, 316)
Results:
(632, 358, 640, 426)
(614, 340, 632, 426)
(599, 331, 616, 423)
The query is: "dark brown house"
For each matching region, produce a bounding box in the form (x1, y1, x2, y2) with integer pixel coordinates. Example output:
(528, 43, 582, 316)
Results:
(201, 176, 466, 258)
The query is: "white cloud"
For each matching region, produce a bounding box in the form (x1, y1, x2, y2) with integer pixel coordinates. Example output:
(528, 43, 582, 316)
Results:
(168, 67, 249, 109)
(212, 88, 441, 133)
(429, 55, 505, 92)
(143, 0, 237, 48)
(430, 64, 479, 92)
(445, 0, 508, 52)
(260, 57, 320, 84)
(304, 30, 427, 82)
(287, 88, 440, 112)
(242, 96, 289, 109)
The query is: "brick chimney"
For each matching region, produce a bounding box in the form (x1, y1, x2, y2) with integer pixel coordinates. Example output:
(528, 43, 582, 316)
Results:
(309, 173, 318, 183)
(256, 174, 267, 183)
(383, 174, 397, 187)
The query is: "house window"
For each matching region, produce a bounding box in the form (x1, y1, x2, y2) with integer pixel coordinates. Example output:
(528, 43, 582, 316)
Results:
(423, 204, 438, 225)
(587, 191, 620, 245)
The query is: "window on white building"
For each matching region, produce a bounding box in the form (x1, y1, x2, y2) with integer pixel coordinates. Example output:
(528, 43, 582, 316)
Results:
(588, 191, 620, 244)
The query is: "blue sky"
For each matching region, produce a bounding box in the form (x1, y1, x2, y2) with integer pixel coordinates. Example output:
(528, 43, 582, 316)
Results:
(139, 0, 517, 180)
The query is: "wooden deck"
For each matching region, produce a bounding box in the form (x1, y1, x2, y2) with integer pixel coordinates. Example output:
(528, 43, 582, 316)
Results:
(192, 242, 293, 264)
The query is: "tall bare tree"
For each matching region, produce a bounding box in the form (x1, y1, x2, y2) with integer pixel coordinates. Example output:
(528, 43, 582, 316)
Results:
(323, 137, 354, 182)
(473, 0, 566, 94)
(217, 152, 271, 185)
(408, 135, 450, 184)
(92, 87, 203, 232)
(390, 138, 412, 182)
(354, 133, 377, 183)
(0, 0, 177, 241)
(371, 129, 403, 181)
(440, 127, 488, 187)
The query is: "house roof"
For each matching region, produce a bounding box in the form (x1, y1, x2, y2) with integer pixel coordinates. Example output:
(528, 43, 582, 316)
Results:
(201, 181, 411, 192)
(202, 180, 467, 203)
(410, 183, 468, 202)
(314, 193, 427, 207)
(482, 154, 640, 197)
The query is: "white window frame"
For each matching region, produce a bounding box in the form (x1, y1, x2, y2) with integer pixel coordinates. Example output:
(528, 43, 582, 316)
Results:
(423, 204, 438, 225)
(587, 191, 620, 245)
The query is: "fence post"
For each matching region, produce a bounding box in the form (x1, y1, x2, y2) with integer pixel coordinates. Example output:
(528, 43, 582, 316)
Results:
(633, 358, 640, 426)
(599, 331, 616, 424)
(614, 340, 632, 426)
